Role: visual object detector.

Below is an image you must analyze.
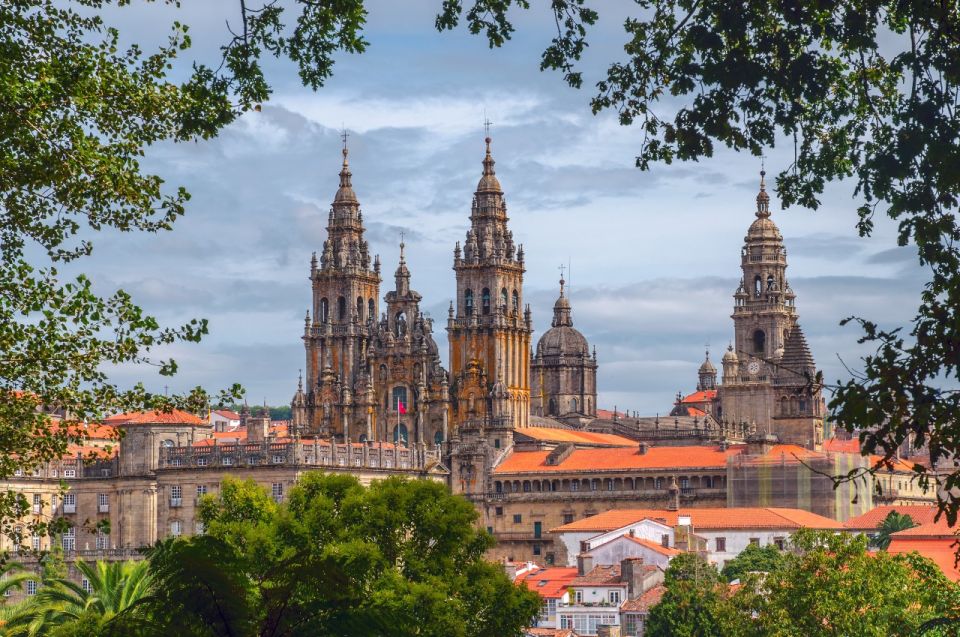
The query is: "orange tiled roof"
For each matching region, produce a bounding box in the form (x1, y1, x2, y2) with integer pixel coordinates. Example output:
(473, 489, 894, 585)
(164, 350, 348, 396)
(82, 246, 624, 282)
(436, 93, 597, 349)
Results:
(105, 410, 206, 426)
(551, 507, 843, 534)
(889, 518, 956, 538)
(680, 390, 717, 404)
(516, 427, 636, 447)
(49, 422, 118, 440)
(620, 584, 666, 613)
(624, 535, 682, 556)
(570, 564, 624, 587)
(525, 629, 576, 637)
(823, 437, 863, 454)
(493, 444, 736, 474)
(211, 409, 242, 420)
(684, 407, 708, 418)
(65, 444, 118, 459)
(515, 567, 579, 599)
(888, 537, 960, 580)
(843, 505, 941, 530)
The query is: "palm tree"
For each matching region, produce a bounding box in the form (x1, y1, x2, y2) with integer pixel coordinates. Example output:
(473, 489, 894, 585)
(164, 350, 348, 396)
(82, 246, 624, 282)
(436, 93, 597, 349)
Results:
(874, 511, 917, 550)
(0, 562, 37, 600)
(4, 559, 153, 636)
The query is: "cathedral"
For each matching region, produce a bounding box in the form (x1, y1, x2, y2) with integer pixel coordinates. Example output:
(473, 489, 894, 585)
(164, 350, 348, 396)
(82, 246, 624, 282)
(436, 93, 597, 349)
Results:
(291, 134, 828, 463)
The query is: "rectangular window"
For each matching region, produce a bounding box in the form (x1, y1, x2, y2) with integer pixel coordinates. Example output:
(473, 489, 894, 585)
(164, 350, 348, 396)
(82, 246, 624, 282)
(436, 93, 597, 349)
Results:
(63, 469, 76, 478)
(26, 581, 37, 596)
(570, 481, 579, 492)
(749, 537, 760, 546)
(222, 457, 234, 466)
(575, 590, 583, 604)
(661, 534, 670, 548)
(97, 493, 109, 507)
(81, 578, 91, 593)
(170, 485, 182, 507)
(534, 521, 542, 538)
(495, 506, 503, 516)
(195, 521, 205, 535)
(774, 537, 786, 550)
(62, 527, 76, 551)
(562, 513, 575, 524)
(513, 514, 522, 524)
(271, 483, 283, 502)
(31, 533, 40, 551)
(196, 456, 208, 467)
(715, 537, 726, 552)
(96, 530, 108, 550)
(62, 493, 76, 513)
(170, 520, 182, 536)
(272, 454, 284, 464)
(609, 590, 621, 604)
(196, 485, 208, 497)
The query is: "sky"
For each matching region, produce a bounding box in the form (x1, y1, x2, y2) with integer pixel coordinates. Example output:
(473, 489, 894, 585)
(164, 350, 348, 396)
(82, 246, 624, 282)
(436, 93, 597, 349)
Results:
(86, 1, 925, 414)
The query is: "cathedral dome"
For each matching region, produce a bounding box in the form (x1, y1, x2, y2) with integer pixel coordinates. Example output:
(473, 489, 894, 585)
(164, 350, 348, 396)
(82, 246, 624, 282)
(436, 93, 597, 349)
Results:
(746, 170, 781, 241)
(536, 277, 590, 358)
(476, 137, 502, 193)
(699, 355, 716, 374)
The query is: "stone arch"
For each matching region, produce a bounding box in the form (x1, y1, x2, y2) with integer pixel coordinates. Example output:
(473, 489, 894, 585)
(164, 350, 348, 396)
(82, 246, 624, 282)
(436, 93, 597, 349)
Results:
(500, 287, 508, 310)
(337, 296, 346, 321)
(753, 329, 765, 354)
(512, 289, 519, 313)
(464, 289, 474, 315)
(482, 288, 491, 314)
(320, 298, 329, 323)
(368, 298, 375, 321)
(356, 296, 364, 321)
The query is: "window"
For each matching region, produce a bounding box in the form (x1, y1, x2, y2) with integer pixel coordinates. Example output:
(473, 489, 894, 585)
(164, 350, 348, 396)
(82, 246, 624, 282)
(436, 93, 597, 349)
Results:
(513, 514, 522, 524)
(271, 483, 284, 502)
(562, 513, 574, 524)
(272, 454, 284, 464)
(495, 507, 503, 517)
(196, 485, 208, 497)
(434, 430, 443, 445)
(752, 329, 765, 354)
(481, 288, 491, 314)
(534, 521, 542, 538)
(523, 482, 531, 492)
(393, 424, 408, 445)
(31, 533, 40, 551)
(63, 493, 76, 512)
(62, 527, 76, 551)
(575, 590, 583, 604)
(661, 534, 670, 548)
(96, 530, 108, 550)
(222, 457, 234, 466)
(570, 481, 579, 492)
(774, 537, 786, 550)
(392, 386, 408, 413)
(13, 469, 22, 477)
(500, 287, 508, 310)
(170, 485, 182, 507)
(655, 477, 663, 489)
(464, 289, 473, 315)
(356, 296, 364, 321)
(196, 456, 208, 467)
(81, 578, 91, 593)
(161, 439, 175, 448)
(680, 477, 689, 489)
(63, 469, 76, 478)
(609, 590, 621, 604)
(368, 298, 375, 321)
(715, 537, 726, 552)
(195, 521, 205, 535)
(512, 289, 519, 313)
(545, 553, 555, 565)
(170, 520, 182, 537)
(749, 537, 760, 546)
(97, 493, 109, 512)
(320, 297, 329, 322)
(337, 296, 346, 320)
(533, 543, 541, 556)
(26, 580, 37, 596)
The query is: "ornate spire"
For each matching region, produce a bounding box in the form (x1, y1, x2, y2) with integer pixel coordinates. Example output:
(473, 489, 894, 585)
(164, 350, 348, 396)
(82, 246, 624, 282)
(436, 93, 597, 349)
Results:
(551, 275, 573, 327)
(476, 136, 502, 193)
(394, 238, 410, 294)
(334, 143, 358, 205)
(756, 169, 770, 218)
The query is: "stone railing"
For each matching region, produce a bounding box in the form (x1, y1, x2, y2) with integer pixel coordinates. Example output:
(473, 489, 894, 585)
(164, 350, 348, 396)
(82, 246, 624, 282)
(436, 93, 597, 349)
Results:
(158, 440, 443, 473)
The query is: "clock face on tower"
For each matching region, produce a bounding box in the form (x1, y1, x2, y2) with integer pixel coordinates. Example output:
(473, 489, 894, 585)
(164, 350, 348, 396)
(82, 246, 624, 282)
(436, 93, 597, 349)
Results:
(747, 360, 761, 375)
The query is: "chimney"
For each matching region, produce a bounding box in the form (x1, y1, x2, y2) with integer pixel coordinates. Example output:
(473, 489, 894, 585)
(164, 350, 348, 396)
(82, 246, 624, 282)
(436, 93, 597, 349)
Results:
(248, 407, 270, 443)
(577, 553, 594, 576)
(620, 557, 645, 599)
(638, 442, 649, 455)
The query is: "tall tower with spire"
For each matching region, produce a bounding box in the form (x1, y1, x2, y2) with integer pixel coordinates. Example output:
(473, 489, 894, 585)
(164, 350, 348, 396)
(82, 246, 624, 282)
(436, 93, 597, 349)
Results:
(301, 141, 381, 439)
(447, 135, 533, 434)
(719, 170, 824, 448)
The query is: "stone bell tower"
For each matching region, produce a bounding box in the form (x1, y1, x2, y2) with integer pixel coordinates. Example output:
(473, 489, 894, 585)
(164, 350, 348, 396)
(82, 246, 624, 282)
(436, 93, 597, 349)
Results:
(720, 170, 824, 448)
(447, 135, 533, 434)
(301, 140, 381, 439)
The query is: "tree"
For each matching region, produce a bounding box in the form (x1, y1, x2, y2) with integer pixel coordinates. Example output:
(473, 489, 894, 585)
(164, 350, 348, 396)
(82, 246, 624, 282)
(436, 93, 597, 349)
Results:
(720, 542, 784, 582)
(4, 560, 154, 637)
(646, 552, 727, 637)
(140, 474, 540, 637)
(873, 511, 917, 550)
(433, 0, 960, 523)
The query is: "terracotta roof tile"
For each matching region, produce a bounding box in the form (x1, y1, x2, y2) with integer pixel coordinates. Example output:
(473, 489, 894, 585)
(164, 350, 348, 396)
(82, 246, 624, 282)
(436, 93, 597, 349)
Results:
(680, 390, 717, 404)
(212, 409, 241, 420)
(887, 537, 960, 580)
(623, 535, 682, 556)
(515, 427, 636, 447)
(105, 410, 206, 426)
(551, 507, 843, 533)
(570, 565, 624, 587)
(494, 444, 736, 475)
(515, 567, 579, 599)
(823, 437, 863, 454)
(843, 505, 941, 530)
(620, 584, 666, 613)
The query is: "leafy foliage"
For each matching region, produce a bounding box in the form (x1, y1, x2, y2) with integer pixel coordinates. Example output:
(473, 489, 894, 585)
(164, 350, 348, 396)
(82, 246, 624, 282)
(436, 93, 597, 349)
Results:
(646, 552, 727, 637)
(139, 474, 540, 637)
(719, 542, 783, 582)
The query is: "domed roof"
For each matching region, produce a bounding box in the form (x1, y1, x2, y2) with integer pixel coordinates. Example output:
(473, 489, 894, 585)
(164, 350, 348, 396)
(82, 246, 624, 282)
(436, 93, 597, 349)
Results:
(699, 350, 716, 373)
(476, 137, 502, 193)
(746, 170, 782, 241)
(536, 277, 590, 357)
(722, 344, 738, 363)
(333, 147, 358, 205)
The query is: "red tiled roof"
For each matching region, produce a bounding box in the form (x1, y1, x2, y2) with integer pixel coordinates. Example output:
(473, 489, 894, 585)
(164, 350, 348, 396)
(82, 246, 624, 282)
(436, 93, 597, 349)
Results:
(620, 584, 666, 613)
(515, 567, 579, 599)
(551, 507, 843, 533)
(105, 410, 206, 426)
(211, 409, 241, 420)
(823, 437, 863, 454)
(49, 422, 118, 440)
(685, 407, 708, 417)
(889, 519, 956, 538)
(596, 409, 618, 419)
(516, 427, 636, 447)
(680, 390, 717, 404)
(65, 444, 117, 459)
(888, 537, 960, 581)
(570, 565, 625, 587)
(624, 535, 682, 556)
(494, 444, 736, 474)
(524, 629, 576, 637)
(843, 505, 941, 530)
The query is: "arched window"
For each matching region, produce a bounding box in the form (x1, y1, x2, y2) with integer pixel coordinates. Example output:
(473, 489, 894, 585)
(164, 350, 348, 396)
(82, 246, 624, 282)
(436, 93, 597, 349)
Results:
(320, 298, 329, 323)
(780, 397, 788, 416)
(393, 424, 408, 445)
(368, 298, 375, 321)
(395, 312, 406, 337)
(512, 289, 519, 313)
(482, 288, 491, 314)
(799, 399, 807, 413)
(549, 398, 556, 415)
(767, 275, 776, 291)
(500, 287, 508, 310)
(753, 329, 765, 354)
(392, 386, 408, 412)
(356, 296, 364, 321)
(754, 275, 762, 297)
(359, 433, 367, 443)
(572, 398, 579, 413)
(434, 430, 444, 446)
(464, 289, 474, 315)
(161, 439, 175, 448)
(337, 296, 346, 320)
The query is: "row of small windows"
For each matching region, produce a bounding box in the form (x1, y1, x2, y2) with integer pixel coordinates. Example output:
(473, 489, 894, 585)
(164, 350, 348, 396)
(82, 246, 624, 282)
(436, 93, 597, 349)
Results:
(493, 475, 725, 494)
(464, 287, 519, 315)
(318, 296, 376, 323)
